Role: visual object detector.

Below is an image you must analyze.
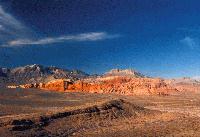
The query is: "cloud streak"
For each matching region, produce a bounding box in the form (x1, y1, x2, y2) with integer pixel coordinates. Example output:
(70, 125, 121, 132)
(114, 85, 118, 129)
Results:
(0, 5, 33, 43)
(180, 36, 198, 49)
(0, 5, 120, 48)
(7, 32, 120, 47)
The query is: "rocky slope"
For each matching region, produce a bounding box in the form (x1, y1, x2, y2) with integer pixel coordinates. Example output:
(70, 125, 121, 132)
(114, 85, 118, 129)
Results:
(165, 77, 200, 93)
(0, 64, 89, 87)
(21, 76, 178, 95)
(0, 99, 155, 137)
(104, 68, 145, 77)
(5, 67, 180, 95)
(4, 66, 200, 95)
(67, 77, 177, 95)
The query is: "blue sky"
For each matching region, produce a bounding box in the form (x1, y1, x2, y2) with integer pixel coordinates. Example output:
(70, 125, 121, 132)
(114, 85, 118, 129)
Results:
(0, 0, 200, 78)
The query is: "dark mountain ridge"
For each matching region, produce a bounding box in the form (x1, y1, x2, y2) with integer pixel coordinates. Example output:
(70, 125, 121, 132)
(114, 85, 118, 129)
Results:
(0, 64, 89, 86)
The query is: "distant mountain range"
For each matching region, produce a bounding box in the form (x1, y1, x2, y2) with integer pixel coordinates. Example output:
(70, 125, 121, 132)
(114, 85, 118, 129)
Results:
(0, 64, 89, 87)
(1, 64, 200, 90)
(0, 65, 148, 87)
(104, 68, 145, 78)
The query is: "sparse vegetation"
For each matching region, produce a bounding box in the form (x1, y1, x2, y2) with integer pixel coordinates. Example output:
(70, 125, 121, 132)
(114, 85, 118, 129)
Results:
(1, 88, 200, 136)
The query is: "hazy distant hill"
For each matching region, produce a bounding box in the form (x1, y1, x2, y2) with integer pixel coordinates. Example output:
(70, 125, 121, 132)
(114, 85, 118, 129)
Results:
(0, 64, 89, 86)
(104, 69, 145, 78)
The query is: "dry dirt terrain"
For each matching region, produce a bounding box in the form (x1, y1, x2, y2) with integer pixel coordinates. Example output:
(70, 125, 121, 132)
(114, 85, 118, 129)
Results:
(1, 88, 200, 137)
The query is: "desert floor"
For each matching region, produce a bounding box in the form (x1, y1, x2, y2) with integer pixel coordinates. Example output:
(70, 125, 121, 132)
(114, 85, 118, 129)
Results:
(1, 88, 200, 137)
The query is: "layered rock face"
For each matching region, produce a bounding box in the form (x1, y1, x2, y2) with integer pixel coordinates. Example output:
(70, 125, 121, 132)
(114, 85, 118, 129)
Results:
(7, 67, 200, 96)
(15, 75, 200, 96)
(39, 79, 72, 91)
(12, 79, 72, 92)
(22, 77, 178, 95)
(66, 77, 177, 95)
(8, 68, 180, 95)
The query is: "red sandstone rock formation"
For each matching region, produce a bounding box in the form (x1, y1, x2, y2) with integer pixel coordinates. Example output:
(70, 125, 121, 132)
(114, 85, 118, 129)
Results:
(67, 77, 177, 95)
(27, 77, 177, 95)
(15, 76, 200, 95)
(19, 84, 34, 88)
(40, 79, 72, 92)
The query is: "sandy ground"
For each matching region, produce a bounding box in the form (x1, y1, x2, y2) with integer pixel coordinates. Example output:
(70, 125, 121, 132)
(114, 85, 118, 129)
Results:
(1, 88, 200, 137)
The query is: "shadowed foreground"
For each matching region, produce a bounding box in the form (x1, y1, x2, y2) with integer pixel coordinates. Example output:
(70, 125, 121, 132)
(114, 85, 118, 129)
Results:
(1, 88, 200, 137)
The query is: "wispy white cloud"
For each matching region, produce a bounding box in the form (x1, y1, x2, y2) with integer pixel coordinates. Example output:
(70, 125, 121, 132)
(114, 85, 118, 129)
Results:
(6, 32, 120, 47)
(0, 6, 22, 29)
(0, 5, 121, 48)
(180, 36, 198, 49)
(0, 5, 33, 43)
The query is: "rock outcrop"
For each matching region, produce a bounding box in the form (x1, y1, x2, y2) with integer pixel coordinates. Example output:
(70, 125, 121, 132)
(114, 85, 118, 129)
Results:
(18, 77, 178, 95)
(165, 77, 200, 93)
(39, 79, 72, 91)
(0, 68, 8, 77)
(104, 69, 145, 77)
(7, 99, 148, 132)
(0, 64, 89, 87)
(6, 65, 200, 95)
(66, 77, 177, 95)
